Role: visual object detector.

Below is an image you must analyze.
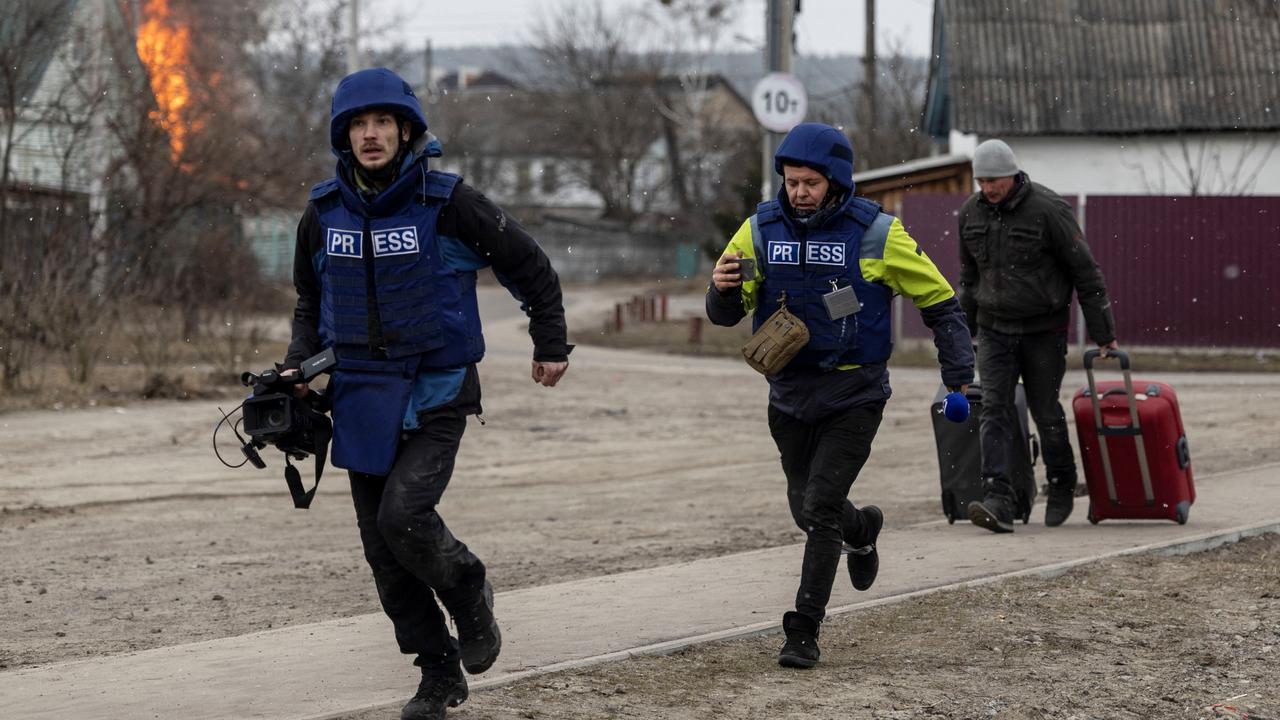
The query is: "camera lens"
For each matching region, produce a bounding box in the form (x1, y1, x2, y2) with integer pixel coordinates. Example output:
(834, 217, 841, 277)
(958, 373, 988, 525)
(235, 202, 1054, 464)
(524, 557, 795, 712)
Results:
(267, 409, 286, 428)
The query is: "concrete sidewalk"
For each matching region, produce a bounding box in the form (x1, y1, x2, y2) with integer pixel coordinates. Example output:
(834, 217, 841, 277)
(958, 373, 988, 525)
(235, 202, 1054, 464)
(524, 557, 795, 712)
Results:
(5, 463, 1278, 720)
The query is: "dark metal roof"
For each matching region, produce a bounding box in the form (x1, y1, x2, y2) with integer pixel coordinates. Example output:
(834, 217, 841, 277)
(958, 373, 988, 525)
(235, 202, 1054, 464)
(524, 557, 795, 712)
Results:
(929, 0, 1280, 136)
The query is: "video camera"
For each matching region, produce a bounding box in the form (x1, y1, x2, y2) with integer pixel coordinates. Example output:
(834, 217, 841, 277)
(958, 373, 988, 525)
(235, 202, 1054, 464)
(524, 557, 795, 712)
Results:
(214, 348, 337, 509)
(238, 348, 337, 467)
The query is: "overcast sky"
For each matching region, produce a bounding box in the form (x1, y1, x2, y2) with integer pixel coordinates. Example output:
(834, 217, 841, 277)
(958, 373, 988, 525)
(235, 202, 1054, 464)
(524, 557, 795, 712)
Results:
(371, 0, 936, 57)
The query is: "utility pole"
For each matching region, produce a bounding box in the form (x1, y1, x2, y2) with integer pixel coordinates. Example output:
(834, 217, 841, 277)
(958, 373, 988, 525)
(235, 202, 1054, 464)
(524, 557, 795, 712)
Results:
(348, 0, 362, 74)
(423, 39, 434, 100)
(864, 0, 877, 150)
(762, 0, 795, 200)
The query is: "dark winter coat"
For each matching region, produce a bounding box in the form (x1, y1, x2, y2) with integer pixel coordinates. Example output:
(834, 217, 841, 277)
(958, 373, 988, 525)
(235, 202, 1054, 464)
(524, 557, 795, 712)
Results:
(957, 175, 1115, 343)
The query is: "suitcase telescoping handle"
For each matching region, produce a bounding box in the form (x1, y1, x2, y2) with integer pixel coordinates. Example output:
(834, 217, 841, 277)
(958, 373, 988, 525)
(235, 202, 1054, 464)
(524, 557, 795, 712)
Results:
(1083, 348, 1155, 506)
(1083, 347, 1130, 371)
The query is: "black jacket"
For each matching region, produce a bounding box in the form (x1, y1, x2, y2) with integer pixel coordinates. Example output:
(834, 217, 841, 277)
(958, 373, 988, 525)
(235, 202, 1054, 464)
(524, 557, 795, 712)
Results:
(957, 175, 1115, 343)
(285, 181, 570, 368)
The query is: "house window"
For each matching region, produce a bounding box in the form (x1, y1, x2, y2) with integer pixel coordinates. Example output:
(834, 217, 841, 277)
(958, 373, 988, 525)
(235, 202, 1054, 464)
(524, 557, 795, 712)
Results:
(515, 160, 532, 198)
(540, 161, 558, 196)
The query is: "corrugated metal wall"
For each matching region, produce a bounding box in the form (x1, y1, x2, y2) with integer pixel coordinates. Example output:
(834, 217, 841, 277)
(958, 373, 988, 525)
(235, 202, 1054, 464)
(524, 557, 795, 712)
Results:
(1085, 196, 1280, 348)
(898, 193, 1280, 349)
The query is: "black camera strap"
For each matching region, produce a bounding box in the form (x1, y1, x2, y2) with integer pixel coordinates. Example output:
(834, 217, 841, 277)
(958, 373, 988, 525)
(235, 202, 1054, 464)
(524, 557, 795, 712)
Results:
(283, 420, 332, 510)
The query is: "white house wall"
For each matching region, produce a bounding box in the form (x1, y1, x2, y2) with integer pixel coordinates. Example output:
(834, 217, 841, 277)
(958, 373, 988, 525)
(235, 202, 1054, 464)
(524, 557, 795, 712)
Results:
(6, 0, 122, 214)
(1003, 134, 1280, 196)
(436, 153, 678, 212)
(436, 157, 605, 209)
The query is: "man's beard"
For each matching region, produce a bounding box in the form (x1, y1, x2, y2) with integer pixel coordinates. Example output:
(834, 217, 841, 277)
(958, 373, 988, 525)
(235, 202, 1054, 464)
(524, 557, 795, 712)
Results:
(354, 123, 410, 188)
(358, 148, 403, 184)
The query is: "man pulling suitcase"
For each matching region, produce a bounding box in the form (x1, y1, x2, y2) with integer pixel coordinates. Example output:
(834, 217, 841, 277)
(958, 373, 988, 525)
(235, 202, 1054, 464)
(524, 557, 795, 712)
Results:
(957, 139, 1118, 533)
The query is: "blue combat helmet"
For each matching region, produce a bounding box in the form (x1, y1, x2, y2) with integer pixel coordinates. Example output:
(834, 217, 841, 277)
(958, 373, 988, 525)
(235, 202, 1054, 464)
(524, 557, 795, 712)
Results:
(329, 67, 428, 152)
(773, 122, 855, 193)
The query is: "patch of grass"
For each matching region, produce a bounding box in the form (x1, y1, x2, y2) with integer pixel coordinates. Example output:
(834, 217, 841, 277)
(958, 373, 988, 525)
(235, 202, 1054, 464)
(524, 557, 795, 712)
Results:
(574, 317, 751, 357)
(576, 318, 1280, 373)
(0, 329, 290, 414)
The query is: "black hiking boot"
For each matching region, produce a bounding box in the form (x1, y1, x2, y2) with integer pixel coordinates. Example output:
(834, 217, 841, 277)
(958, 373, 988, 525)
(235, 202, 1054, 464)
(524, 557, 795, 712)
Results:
(401, 666, 468, 720)
(846, 505, 883, 592)
(443, 578, 502, 674)
(968, 479, 1016, 533)
(778, 611, 821, 669)
(1044, 476, 1077, 527)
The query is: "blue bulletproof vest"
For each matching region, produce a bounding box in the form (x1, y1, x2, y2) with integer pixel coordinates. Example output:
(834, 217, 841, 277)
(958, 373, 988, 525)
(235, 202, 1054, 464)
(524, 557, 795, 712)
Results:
(751, 195, 895, 369)
(310, 166, 484, 367)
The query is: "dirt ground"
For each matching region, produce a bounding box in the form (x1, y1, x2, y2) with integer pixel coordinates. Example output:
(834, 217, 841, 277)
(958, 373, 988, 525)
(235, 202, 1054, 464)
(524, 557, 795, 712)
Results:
(1, 284, 1278, 718)
(419, 532, 1280, 720)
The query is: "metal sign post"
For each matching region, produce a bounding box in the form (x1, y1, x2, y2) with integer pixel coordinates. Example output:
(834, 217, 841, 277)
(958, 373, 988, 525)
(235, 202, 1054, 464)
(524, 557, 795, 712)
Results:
(760, 0, 800, 200)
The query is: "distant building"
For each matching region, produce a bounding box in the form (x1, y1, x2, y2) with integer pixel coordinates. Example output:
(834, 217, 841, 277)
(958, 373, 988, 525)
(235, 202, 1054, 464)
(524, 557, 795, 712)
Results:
(425, 70, 758, 217)
(0, 0, 147, 242)
(853, 154, 972, 217)
(434, 67, 519, 93)
(924, 0, 1280, 195)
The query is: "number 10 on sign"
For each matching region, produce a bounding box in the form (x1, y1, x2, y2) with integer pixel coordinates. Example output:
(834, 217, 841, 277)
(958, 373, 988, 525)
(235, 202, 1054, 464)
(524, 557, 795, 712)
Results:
(752, 72, 808, 133)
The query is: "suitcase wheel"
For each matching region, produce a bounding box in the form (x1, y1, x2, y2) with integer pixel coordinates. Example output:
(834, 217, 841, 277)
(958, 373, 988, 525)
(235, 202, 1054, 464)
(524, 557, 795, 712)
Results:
(1175, 501, 1190, 525)
(1087, 502, 1099, 525)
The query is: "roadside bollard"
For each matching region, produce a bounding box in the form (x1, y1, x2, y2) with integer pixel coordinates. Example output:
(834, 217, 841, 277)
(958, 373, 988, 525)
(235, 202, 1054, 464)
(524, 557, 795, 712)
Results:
(688, 316, 703, 344)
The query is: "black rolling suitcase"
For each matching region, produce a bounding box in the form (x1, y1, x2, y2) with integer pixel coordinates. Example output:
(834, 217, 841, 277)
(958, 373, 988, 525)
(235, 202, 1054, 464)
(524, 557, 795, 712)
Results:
(932, 383, 1038, 524)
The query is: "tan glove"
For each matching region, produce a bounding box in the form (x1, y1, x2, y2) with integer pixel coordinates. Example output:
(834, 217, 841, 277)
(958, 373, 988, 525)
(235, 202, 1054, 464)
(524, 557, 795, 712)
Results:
(742, 303, 810, 375)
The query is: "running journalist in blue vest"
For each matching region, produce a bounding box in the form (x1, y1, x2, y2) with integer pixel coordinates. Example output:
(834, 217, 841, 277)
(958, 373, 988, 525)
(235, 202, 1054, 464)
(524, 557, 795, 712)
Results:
(280, 68, 571, 720)
(706, 122, 974, 670)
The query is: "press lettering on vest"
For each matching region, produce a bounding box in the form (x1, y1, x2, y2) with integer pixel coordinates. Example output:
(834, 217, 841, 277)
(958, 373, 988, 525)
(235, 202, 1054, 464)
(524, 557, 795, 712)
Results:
(806, 241, 846, 266)
(326, 228, 362, 258)
(372, 226, 420, 257)
(768, 240, 801, 266)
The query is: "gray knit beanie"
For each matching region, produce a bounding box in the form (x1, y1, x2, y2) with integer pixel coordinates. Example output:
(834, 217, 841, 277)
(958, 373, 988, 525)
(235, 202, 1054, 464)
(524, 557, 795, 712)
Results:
(972, 139, 1019, 178)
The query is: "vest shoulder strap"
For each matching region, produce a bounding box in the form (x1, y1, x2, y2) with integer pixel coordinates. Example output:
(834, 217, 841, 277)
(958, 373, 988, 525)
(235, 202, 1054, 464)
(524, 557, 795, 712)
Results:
(309, 177, 339, 201)
(422, 170, 461, 201)
(754, 199, 783, 225)
(844, 196, 882, 227)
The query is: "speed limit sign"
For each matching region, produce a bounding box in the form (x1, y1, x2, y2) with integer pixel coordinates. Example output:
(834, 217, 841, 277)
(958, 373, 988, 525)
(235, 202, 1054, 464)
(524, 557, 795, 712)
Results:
(751, 72, 808, 133)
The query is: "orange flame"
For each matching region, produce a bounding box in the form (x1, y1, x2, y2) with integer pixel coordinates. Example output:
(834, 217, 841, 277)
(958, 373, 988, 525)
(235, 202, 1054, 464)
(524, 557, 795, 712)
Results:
(136, 0, 199, 160)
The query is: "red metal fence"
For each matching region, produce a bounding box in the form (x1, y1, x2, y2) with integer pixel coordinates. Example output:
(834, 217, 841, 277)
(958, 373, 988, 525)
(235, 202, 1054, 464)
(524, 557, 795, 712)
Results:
(897, 193, 1280, 349)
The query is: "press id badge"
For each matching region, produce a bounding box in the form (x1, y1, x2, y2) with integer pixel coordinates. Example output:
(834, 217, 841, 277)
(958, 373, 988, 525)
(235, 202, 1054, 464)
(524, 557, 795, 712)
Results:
(822, 280, 861, 320)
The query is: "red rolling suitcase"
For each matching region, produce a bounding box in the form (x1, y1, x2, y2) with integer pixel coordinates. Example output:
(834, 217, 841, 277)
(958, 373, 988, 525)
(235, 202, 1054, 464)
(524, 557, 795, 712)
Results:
(1073, 349, 1195, 524)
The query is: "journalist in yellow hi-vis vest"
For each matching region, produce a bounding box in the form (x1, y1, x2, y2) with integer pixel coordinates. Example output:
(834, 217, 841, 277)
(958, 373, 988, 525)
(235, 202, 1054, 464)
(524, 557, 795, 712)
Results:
(706, 122, 974, 669)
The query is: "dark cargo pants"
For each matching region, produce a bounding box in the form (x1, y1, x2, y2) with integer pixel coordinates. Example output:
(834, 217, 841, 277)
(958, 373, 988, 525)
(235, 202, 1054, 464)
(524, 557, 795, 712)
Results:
(977, 327, 1077, 498)
(769, 402, 885, 625)
(348, 410, 484, 671)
